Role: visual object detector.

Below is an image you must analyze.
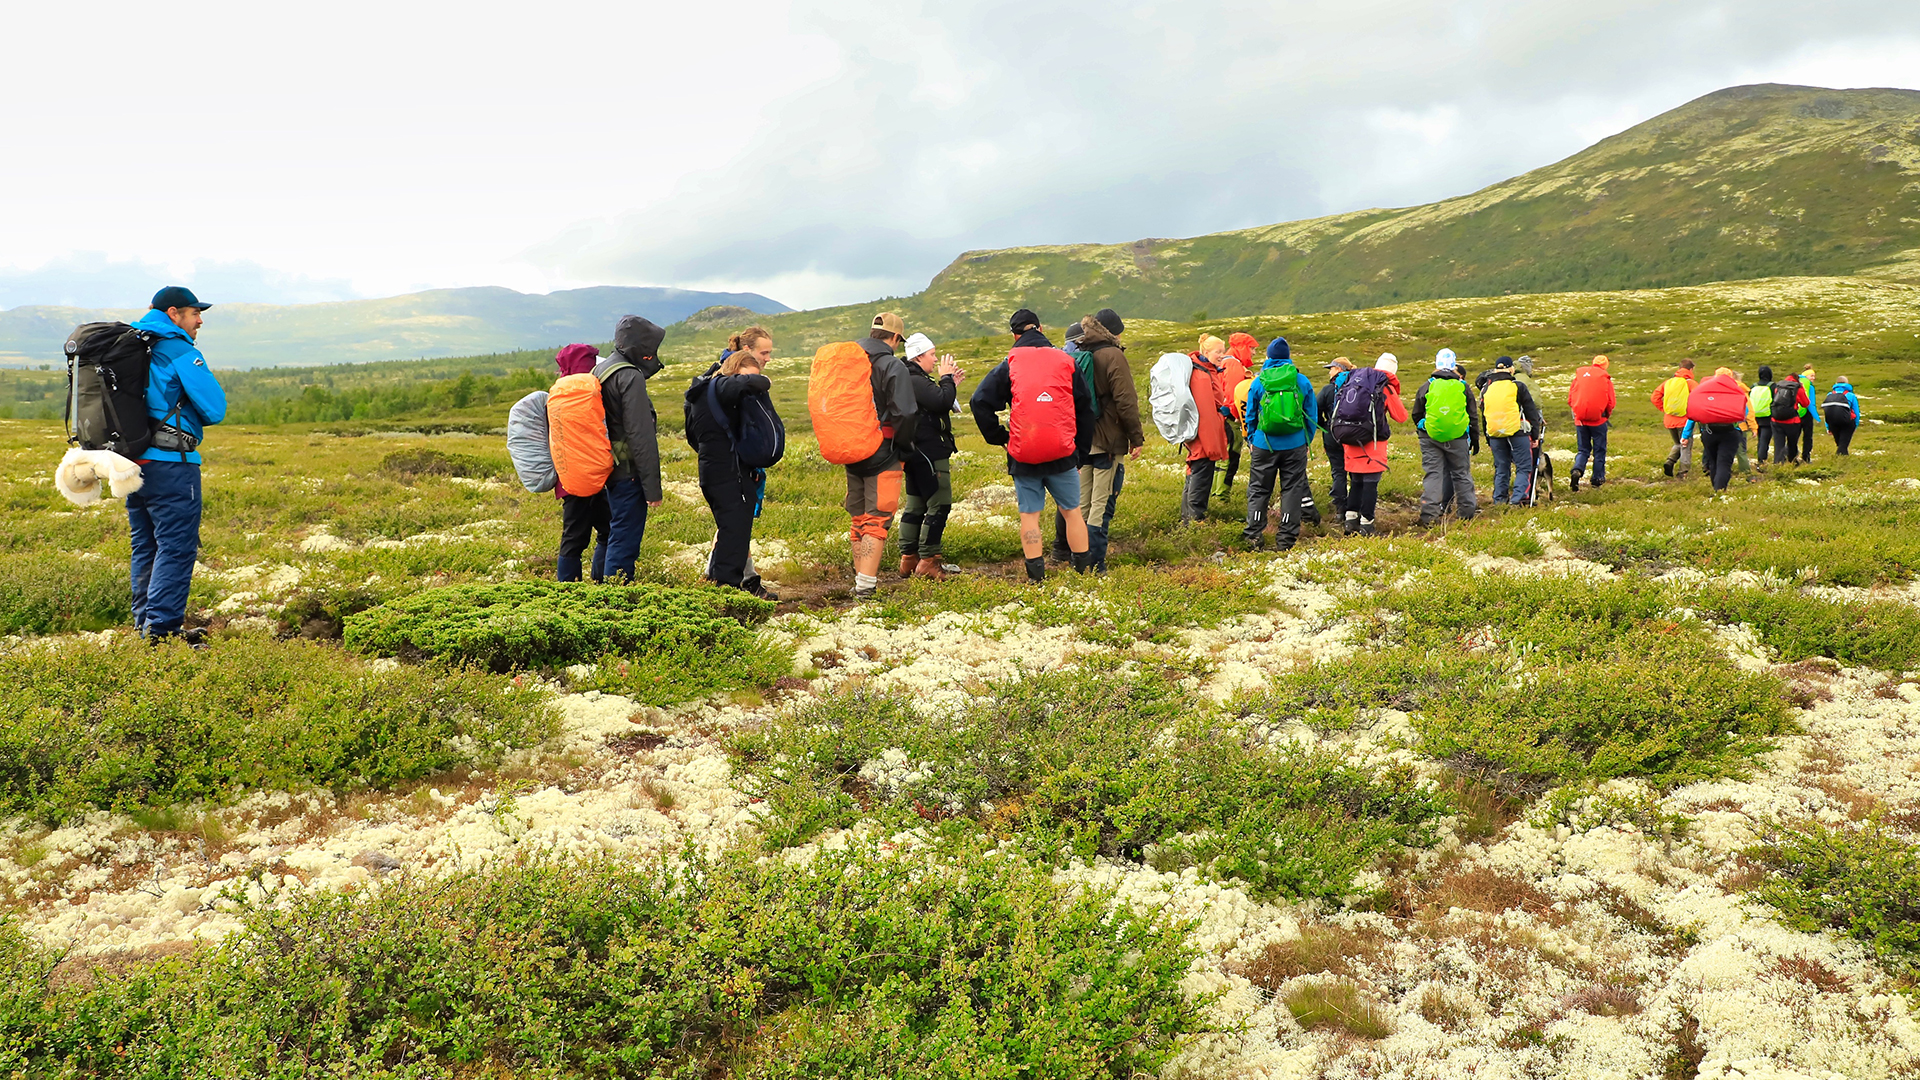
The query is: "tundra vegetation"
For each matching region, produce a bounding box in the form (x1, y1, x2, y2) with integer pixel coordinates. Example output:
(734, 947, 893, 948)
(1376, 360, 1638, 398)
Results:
(1, 276, 1919, 1077)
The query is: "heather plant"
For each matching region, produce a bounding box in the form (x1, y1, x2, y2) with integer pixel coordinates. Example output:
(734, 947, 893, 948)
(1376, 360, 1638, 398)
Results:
(1748, 819, 1920, 976)
(0, 551, 136, 634)
(0, 844, 1201, 1079)
(1695, 586, 1920, 670)
(0, 636, 556, 824)
(733, 657, 1451, 901)
(868, 563, 1279, 645)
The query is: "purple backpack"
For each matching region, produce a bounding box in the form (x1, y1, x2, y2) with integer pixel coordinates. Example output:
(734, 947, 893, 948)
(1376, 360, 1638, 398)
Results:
(1329, 367, 1390, 446)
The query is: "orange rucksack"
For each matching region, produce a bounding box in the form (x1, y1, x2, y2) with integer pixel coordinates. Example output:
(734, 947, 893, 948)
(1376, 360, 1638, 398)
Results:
(808, 342, 883, 465)
(547, 369, 619, 496)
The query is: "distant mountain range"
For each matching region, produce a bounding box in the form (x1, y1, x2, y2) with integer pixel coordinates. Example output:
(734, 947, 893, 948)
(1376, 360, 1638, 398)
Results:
(657, 83, 1920, 358)
(0, 286, 790, 370)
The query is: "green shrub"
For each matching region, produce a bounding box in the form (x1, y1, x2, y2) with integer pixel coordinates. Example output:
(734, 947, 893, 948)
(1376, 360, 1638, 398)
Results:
(0, 845, 1201, 1079)
(0, 636, 556, 823)
(1697, 587, 1920, 670)
(344, 579, 777, 672)
(1748, 819, 1920, 976)
(869, 564, 1279, 644)
(377, 447, 501, 480)
(0, 552, 129, 634)
(733, 658, 1451, 901)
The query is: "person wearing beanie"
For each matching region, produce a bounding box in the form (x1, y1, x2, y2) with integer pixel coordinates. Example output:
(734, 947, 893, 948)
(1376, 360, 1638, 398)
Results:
(1064, 311, 1143, 572)
(1750, 364, 1776, 465)
(552, 343, 611, 582)
(1095, 308, 1124, 337)
(897, 332, 965, 580)
(1652, 359, 1697, 478)
(1317, 357, 1357, 519)
(1337, 354, 1409, 536)
(1799, 366, 1824, 463)
(1567, 355, 1615, 490)
(1180, 336, 1232, 523)
(1240, 336, 1320, 551)
(971, 311, 1096, 582)
(1410, 349, 1481, 525)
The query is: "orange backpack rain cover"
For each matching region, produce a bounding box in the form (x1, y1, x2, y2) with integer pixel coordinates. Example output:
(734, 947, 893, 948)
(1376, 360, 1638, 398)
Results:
(547, 373, 616, 496)
(808, 342, 883, 465)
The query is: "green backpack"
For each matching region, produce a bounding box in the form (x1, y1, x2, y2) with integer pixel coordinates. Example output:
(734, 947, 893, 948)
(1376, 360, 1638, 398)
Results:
(1424, 377, 1470, 441)
(1068, 347, 1101, 419)
(1255, 363, 1306, 435)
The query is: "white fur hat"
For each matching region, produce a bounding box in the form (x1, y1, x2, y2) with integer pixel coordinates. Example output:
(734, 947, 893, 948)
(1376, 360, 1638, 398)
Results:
(1375, 353, 1399, 376)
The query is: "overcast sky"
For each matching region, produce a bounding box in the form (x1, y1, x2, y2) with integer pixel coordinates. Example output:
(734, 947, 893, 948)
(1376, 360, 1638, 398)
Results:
(5, 0, 1919, 311)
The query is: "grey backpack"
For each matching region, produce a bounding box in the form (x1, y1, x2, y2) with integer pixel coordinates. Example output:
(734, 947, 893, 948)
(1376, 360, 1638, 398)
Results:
(506, 391, 557, 493)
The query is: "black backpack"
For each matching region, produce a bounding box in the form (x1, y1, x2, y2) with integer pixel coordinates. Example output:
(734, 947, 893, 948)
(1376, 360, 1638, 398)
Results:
(1822, 388, 1853, 424)
(65, 322, 162, 457)
(1769, 379, 1800, 423)
(702, 377, 786, 469)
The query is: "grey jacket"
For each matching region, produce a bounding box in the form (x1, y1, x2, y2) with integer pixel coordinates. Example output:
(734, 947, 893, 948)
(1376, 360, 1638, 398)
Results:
(849, 336, 920, 476)
(595, 315, 666, 500)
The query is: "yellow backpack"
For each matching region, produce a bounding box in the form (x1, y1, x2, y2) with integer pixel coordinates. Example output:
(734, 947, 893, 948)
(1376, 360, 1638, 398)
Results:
(1483, 379, 1523, 437)
(1661, 375, 1691, 417)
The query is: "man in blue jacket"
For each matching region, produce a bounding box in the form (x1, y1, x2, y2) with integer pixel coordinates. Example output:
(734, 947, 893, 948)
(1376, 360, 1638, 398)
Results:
(1240, 337, 1320, 551)
(129, 286, 227, 643)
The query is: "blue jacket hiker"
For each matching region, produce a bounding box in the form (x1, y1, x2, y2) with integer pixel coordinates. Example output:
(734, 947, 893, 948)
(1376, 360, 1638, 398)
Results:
(1239, 337, 1319, 551)
(1825, 378, 1861, 455)
(129, 287, 227, 642)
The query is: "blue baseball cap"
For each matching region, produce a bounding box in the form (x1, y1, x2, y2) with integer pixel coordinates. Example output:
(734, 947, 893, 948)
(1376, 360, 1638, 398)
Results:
(150, 285, 211, 311)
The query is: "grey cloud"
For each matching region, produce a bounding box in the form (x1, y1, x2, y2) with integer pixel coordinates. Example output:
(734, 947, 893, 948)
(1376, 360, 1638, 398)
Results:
(533, 0, 1920, 308)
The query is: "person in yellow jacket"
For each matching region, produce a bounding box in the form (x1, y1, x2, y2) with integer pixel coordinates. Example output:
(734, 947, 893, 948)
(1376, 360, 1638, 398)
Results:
(1650, 360, 1696, 478)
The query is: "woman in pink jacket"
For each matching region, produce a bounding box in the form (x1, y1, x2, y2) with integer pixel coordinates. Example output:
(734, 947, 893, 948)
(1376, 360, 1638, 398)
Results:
(1340, 354, 1409, 536)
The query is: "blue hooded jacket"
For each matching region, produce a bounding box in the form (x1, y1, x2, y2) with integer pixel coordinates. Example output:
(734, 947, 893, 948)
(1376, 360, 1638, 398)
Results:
(1241, 338, 1319, 451)
(1827, 380, 1861, 423)
(132, 308, 227, 464)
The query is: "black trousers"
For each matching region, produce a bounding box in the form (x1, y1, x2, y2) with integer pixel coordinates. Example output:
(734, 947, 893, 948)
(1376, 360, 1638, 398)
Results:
(1322, 435, 1348, 515)
(1244, 445, 1308, 546)
(1753, 418, 1772, 463)
(1800, 419, 1816, 461)
(1350, 473, 1381, 519)
(1832, 420, 1857, 455)
(698, 452, 757, 588)
(557, 492, 611, 582)
(1698, 424, 1741, 491)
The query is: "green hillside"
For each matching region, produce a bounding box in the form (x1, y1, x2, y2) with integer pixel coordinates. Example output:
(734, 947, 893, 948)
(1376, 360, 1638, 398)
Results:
(0, 285, 789, 371)
(654, 83, 1920, 360)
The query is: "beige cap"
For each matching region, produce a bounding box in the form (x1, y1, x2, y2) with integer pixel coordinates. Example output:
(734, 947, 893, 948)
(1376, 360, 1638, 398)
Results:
(871, 312, 906, 339)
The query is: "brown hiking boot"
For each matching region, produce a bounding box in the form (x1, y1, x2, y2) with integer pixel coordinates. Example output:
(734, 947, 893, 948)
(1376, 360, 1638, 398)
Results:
(899, 554, 918, 577)
(914, 556, 949, 581)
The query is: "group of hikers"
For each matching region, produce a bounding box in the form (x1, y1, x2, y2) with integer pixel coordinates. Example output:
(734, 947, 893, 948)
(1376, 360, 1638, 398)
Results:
(61, 288, 1872, 645)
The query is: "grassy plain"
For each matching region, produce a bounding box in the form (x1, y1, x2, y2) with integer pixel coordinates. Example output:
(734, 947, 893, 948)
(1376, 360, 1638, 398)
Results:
(2, 274, 1920, 1076)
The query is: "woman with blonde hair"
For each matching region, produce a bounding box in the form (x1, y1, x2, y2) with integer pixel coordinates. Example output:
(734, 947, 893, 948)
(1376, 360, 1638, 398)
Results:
(684, 326, 781, 597)
(1181, 335, 1231, 522)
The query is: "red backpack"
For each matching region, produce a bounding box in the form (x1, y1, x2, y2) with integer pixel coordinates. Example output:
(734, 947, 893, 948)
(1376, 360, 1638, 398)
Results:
(1006, 346, 1076, 464)
(1686, 374, 1747, 425)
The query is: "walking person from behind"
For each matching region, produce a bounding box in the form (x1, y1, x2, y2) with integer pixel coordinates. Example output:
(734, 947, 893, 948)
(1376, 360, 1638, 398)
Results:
(1749, 365, 1776, 465)
(1317, 357, 1356, 518)
(1327, 354, 1408, 536)
(1478, 355, 1544, 505)
(1765, 367, 1811, 464)
(685, 327, 781, 598)
(1652, 359, 1696, 478)
(552, 343, 611, 582)
(1683, 368, 1749, 493)
(595, 315, 667, 580)
(1240, 337, 1319, 551)
(971, 309, 1095, 581)
(128, 286, 226, 643)
(898, 332, 964, 580)
(1411, 349, 1480, 525)
(1799, 366, 1825, 463)
(1073, 308, 1143, 572)
(1824, 377, 1861, 455)
(1566, 355, 1615, 491)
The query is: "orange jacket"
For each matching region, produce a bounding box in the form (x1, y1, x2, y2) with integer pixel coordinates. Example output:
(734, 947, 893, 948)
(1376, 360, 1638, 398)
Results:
(1186, 356, 1229, 462)
(1650, 369, 1695, 430)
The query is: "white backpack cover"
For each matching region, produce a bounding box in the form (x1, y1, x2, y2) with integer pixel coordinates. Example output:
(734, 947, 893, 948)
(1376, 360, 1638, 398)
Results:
(507, 390, 557, 493)
(1149, 352, 1200, 444)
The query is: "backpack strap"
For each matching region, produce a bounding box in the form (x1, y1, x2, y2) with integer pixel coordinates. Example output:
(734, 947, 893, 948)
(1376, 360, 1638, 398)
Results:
(704, 376, 742, 451)
(595, 359, 633, 384)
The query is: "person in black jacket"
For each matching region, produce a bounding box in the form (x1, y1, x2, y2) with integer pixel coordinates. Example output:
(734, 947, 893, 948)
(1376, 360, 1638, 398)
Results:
(593, 315, 666, 581)
(897, 332, 964, 580)
(1316, 357, 1355, 518)
(971, 310, 1095, 582)
(686, 327, 778, 599)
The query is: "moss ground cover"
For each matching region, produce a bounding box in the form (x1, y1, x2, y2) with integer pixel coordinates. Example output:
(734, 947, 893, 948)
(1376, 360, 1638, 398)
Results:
(0, 845, 1200, 1080)
(733, 658, 1451, 902)
(0, 636, 555, 824)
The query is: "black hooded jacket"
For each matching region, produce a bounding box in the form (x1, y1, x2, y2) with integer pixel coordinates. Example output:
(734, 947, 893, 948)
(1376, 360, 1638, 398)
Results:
(593, 315, 666, 500)
(846, 336, 920, 476)
(907, 362, 958, 460)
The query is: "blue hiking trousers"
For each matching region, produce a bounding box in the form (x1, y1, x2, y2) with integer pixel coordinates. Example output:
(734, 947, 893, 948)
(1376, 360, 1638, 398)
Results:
(128, 460, 202, 636)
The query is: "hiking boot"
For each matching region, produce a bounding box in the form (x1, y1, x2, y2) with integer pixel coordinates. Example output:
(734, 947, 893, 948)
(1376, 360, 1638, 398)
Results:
(1025, 556, 1046, 584)
(898, 553, 918, 577)
(1357, 518, 1376, 536)
(743, 579, 780, 601)
(1569, 473, 1580, 492)
(914, 556, 948, 581)
(1243, 535, 1266, 552)
(1663, 461, 1674, 477)
(1048, 544, 1071, 564)
(852, 582, 879, 602)
(1070, 552, 1092, 574)
(1343, 512, 1360, 536)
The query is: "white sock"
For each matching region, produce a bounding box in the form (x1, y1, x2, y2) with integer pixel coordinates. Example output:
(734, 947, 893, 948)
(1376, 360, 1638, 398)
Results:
(854, 572, 878, 590)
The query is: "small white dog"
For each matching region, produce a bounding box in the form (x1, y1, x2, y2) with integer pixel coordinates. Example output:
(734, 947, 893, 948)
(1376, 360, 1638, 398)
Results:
(55, 448, 144, 507)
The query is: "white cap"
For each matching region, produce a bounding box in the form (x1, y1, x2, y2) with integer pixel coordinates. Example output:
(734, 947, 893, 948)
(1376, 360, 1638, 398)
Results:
(1435, 347, 1457, 370)
(903, 332, 935, 360)
(1376, 353, 1399, 376)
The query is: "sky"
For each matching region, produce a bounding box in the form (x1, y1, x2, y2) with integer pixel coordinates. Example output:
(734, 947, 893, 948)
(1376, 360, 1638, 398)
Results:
(5, 0, 1920, 312)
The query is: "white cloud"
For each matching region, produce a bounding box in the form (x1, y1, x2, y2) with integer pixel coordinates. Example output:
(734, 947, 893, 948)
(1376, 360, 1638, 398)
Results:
(3, 0, 1918, 312)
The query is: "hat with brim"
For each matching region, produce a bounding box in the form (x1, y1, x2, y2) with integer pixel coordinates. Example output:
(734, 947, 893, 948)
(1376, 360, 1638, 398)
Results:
(151, 285, 211, 311)
(871, 311, 906, 339)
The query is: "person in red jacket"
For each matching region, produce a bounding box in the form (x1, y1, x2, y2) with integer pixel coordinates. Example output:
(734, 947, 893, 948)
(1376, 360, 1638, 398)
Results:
(1341, 354, 1410, 536)
(1566, 355, 1616, 491)
(1182, 344, 1230, 523)
(1215, 332, 1258, 499)
(1650, 360, 1696, 478)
